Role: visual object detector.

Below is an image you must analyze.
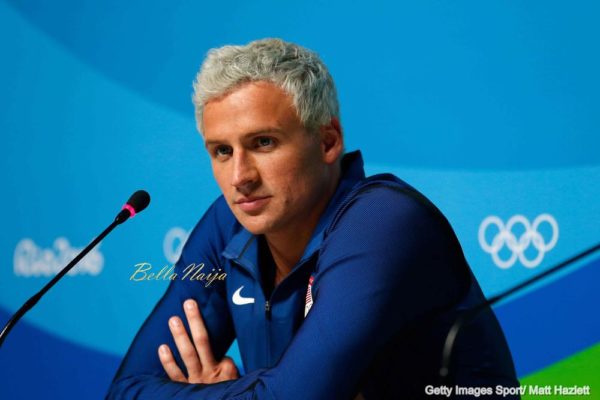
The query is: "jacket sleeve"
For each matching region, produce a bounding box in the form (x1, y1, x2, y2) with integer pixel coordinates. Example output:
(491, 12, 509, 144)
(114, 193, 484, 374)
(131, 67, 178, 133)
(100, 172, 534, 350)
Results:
(107, 188, 464, 399)
(106, 198, 240, 399)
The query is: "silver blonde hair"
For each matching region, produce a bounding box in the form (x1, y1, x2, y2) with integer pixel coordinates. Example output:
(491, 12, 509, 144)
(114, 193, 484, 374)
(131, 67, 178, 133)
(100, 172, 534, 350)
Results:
(192, 38, 340, 133)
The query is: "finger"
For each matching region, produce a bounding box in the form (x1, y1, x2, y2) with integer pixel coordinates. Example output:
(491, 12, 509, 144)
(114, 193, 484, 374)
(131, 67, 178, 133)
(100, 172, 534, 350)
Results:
(184, 299, 217, 368)
(158, 344, 187, 382)
(168, 316, 202, 377)
(220, 356, 240, 379)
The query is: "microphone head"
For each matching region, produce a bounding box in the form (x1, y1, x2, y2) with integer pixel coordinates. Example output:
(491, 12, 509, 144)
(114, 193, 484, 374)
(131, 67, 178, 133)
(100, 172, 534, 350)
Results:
(115, 190, 151, 224)
(127, 190, 151, 213)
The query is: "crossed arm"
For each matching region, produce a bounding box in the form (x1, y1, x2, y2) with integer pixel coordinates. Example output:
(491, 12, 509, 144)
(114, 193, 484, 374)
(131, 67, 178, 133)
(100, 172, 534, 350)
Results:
(106, 190, 461, 399)
(158, 299, 239, 385)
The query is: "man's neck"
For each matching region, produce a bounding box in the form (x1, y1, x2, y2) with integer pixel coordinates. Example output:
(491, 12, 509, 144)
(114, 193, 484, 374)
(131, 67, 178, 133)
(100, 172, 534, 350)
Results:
(265, 227, 313, 286)
(265, 168, 341, 286)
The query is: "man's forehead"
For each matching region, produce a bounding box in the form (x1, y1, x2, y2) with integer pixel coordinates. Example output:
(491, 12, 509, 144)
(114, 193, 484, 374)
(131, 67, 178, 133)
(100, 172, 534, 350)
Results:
(201, 82, 302, 141)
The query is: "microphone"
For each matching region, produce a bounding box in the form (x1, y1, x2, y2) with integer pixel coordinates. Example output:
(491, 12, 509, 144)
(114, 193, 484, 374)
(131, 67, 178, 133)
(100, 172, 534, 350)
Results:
(439, 241, 600, 382)
(0, 190, 151, 348)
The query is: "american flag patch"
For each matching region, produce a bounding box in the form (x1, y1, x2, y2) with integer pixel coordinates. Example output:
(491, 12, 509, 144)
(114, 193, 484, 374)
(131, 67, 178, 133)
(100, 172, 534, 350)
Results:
(304, 275, 314, 317)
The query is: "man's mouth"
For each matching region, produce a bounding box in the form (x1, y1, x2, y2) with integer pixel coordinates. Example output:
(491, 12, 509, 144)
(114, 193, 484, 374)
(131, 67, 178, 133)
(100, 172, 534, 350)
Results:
(234, 196, 272, 213)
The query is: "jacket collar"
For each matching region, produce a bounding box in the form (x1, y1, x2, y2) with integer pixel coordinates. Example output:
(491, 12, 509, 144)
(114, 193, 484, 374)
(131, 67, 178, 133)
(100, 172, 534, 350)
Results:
(222, 150, 366, 276)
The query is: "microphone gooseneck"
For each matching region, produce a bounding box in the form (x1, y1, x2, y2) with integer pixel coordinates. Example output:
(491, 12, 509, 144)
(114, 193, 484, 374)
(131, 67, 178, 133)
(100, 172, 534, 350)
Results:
(439, 241, 600, 381)
(0, 190, 151, 348)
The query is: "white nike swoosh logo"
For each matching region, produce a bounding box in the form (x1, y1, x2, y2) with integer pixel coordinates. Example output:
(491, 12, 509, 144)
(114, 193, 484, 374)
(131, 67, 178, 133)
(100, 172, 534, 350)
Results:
(232, 286, 255, 305)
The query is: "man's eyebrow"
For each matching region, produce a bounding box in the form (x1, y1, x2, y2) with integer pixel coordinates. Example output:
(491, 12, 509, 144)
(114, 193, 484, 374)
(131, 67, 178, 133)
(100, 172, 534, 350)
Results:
(204, 128, 284, 147)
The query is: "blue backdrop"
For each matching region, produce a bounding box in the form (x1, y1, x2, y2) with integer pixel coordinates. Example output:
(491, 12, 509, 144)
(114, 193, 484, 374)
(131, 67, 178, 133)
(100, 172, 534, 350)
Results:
(1, 1, 599, 398)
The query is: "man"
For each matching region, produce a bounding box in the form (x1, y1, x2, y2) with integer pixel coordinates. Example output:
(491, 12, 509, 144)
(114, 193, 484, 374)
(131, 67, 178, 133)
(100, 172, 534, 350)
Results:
(107, 38, 519, 399)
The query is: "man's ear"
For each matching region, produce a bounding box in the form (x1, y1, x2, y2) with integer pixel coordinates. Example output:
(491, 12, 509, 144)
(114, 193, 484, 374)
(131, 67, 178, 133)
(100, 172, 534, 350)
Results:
(320, 117, 344, 164)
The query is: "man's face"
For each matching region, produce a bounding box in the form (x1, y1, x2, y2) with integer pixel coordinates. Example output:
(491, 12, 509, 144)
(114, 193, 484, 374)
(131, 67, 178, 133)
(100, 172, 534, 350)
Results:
(202, 81, 339, 237)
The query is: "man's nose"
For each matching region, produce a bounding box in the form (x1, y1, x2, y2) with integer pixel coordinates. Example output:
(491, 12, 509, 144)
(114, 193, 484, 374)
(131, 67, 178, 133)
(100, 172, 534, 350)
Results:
(231, 150, 259, 192)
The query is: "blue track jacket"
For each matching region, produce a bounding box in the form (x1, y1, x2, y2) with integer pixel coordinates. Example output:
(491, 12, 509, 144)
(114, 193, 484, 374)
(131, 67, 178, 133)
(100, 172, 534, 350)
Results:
(107, 151, 518, 399)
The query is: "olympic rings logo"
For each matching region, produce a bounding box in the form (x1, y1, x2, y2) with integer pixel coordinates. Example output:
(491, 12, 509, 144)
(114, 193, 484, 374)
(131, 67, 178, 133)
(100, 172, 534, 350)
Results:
(478, 214, 559, 269)
(163, 227, 190, 264)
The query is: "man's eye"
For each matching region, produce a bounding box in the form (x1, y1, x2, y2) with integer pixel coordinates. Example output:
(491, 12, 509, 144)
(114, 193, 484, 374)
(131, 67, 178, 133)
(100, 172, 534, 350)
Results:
(214, 145, 232, 157)
(256, 137, 275, 148)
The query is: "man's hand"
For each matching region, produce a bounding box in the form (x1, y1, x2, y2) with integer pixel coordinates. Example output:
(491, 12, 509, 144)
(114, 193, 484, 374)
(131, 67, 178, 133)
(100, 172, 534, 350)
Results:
(158, 299, 239, 384)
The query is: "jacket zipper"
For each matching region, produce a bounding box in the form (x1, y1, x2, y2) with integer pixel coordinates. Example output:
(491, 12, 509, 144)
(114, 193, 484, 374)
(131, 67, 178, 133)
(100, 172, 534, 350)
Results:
(265, 300, 271, 363)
